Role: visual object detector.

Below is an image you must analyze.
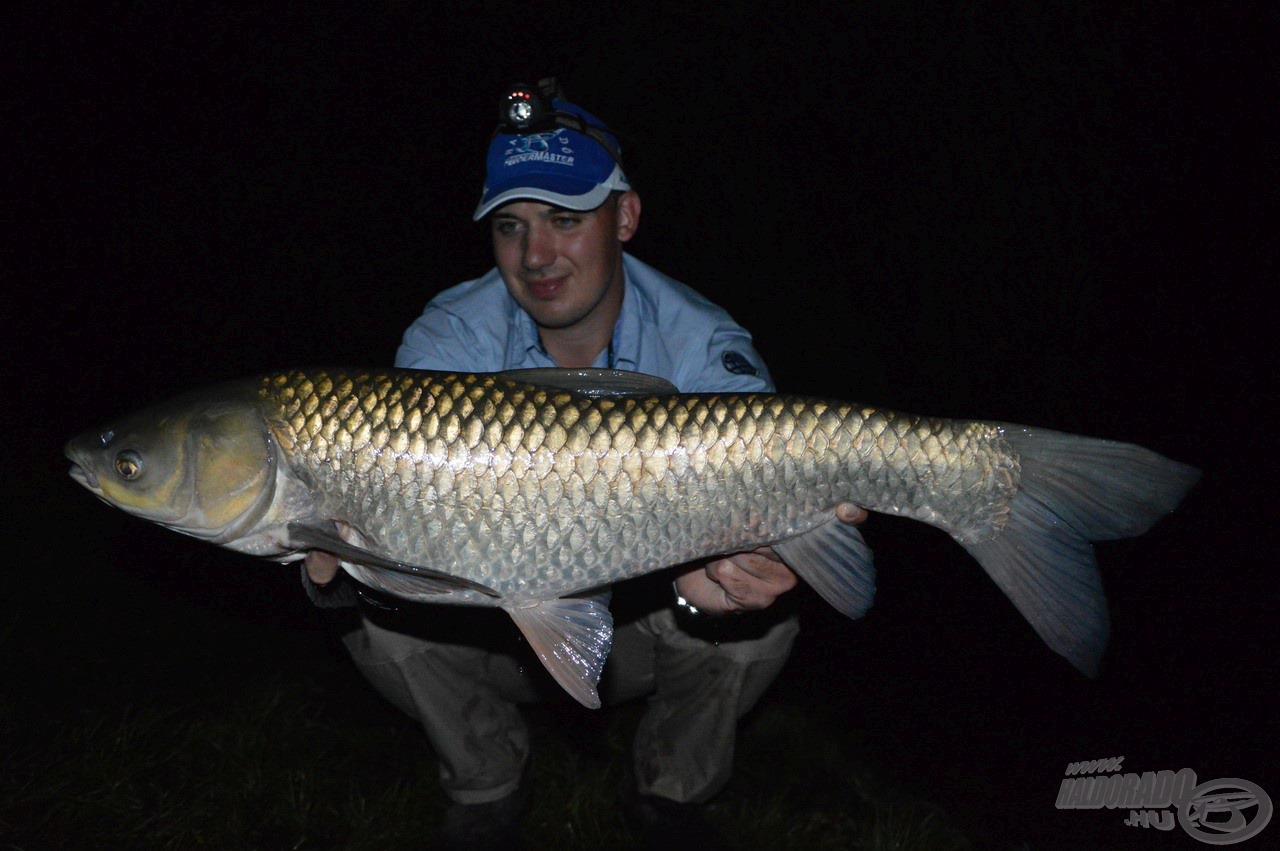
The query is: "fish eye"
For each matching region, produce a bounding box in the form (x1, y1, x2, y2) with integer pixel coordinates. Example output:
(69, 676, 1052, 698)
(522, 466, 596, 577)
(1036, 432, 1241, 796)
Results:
(114, 451, 143, 480)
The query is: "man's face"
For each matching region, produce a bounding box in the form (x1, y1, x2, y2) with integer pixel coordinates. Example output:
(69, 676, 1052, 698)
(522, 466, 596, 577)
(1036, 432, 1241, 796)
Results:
(490, 193, 640, 331)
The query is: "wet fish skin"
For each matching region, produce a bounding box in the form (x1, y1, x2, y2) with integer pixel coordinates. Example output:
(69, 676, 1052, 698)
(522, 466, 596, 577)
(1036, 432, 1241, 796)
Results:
(269, 371, 1016, 596)
(65, 367, 1200, 707)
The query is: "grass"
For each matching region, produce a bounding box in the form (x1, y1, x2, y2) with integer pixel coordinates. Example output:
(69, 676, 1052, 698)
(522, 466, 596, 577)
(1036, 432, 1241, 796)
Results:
(1, 517, 973, 849)
(3, 676, 436, 850)
(1, 661, 972, 850)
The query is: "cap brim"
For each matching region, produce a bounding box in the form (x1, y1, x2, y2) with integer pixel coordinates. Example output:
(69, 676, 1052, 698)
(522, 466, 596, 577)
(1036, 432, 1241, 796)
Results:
(473, 164, 631, 221)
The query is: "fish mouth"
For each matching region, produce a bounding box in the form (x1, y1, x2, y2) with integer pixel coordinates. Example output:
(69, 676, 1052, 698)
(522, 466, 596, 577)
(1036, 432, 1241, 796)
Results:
(67, 461, 101, 492)
(65, 438, 102, 492)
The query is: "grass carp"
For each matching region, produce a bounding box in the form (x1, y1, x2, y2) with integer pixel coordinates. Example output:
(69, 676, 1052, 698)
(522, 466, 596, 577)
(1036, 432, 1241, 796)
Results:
(65, 368, 1200, 707)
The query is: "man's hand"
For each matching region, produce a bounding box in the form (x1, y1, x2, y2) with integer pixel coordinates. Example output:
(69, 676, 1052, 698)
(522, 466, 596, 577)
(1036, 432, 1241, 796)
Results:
(305, 551, 342, 586)
(674, 503, 867, 615)
(304, 520, 358, 587)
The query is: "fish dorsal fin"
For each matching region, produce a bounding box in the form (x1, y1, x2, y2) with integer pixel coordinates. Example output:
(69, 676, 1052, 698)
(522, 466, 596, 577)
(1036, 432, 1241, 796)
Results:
(498, 368, 677, 397)
(773, 514, 876, 620)
(287, 521, 500, 598)
(503, 590, 614, 709)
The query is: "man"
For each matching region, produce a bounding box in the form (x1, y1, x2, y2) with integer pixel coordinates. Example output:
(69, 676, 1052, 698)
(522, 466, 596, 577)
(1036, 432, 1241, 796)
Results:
(305, 84, 865, 848)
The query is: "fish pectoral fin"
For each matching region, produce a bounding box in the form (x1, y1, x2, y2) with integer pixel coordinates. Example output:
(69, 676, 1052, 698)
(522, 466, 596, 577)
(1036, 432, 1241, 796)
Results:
(286, 521, 499, 597)
(497, 368, 678, 397)
(773, 515, 876, 620)
(503, 590, 614, 709)
(342, 564, 466, 599)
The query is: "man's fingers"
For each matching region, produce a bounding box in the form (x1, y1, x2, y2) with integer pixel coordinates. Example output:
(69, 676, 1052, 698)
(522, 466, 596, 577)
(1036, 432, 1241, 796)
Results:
(710, 552, 796, 591)
(706, 552, 798, 610)
(836, 502, 868, 525)
(674, 553, 795, 615)
(305, 551, 342, 586)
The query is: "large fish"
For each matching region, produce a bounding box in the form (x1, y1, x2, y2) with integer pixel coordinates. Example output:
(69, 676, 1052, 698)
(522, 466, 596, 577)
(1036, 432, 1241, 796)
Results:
(65, 368, 1199, 706)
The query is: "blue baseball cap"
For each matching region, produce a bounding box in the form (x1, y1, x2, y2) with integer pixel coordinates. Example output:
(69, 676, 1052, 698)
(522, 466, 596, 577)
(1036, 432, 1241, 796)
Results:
(472, 98, 631, 221)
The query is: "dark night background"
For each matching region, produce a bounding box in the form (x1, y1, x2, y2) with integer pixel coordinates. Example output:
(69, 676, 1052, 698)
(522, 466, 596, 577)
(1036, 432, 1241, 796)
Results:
(5, 3, 1276, 848)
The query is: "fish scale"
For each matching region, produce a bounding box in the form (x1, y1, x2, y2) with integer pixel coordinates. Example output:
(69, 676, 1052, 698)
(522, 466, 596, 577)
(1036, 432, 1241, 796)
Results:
(264, 369, 1014, 601)
(66, 366, 1199, 707)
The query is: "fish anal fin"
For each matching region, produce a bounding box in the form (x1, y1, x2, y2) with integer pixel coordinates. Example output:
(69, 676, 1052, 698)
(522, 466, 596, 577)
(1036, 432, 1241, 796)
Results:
(504, 592, 614, 709)
(773, 515, 876, 620)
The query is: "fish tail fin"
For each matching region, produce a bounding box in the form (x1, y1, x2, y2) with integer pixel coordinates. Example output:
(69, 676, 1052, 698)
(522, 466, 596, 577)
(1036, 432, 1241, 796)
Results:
(960, 427, 1200, 676)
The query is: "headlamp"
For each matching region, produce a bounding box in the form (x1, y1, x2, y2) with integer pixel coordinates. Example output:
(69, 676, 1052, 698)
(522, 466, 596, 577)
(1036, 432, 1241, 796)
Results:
(499, 84, 551, 132)
(492, 77, 631, 175)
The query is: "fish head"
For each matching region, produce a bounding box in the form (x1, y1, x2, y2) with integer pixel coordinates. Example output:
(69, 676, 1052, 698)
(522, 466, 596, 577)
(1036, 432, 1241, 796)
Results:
(65, 384, 280, 545)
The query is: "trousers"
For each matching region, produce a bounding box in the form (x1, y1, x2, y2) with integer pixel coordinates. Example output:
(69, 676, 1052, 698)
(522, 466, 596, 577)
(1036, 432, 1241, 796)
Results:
(340, 575, 798, 805)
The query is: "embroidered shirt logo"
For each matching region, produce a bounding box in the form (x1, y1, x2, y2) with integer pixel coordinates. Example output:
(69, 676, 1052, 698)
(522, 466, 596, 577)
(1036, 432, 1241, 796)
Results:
(722, 351, 759, 376)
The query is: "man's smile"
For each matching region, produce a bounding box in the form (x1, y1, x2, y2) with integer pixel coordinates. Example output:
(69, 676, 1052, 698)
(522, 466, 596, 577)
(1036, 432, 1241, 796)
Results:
(523, 274, 569, 299)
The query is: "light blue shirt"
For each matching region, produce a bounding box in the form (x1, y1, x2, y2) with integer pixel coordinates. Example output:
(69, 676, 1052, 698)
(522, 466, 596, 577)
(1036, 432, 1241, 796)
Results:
(395, 253, 774, 394)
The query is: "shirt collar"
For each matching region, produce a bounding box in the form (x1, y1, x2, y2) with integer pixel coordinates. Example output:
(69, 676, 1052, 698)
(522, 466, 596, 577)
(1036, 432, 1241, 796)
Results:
(610, 257, 643, 370)
(503, 254, 643, 370)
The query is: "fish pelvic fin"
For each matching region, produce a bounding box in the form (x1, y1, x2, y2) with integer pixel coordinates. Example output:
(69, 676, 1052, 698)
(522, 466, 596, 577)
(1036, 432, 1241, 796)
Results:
(503, 590, 614, 709)
(961, 427, 1200, 676)
(773, 515, 876, 620)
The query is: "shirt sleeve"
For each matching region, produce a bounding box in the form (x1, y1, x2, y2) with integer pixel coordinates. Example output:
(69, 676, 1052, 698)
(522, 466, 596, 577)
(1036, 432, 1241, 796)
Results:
(395, 304, 495, 371)
(678, 318, 776, 394)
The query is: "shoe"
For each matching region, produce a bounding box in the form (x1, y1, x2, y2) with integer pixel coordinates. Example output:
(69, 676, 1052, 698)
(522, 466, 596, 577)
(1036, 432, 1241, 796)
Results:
(437, 782, 530, 850)
(618, 774, 729, 850)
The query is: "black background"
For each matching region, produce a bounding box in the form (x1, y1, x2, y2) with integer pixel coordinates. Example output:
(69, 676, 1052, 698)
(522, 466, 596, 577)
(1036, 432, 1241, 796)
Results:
(6, 3, 1275, 848)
